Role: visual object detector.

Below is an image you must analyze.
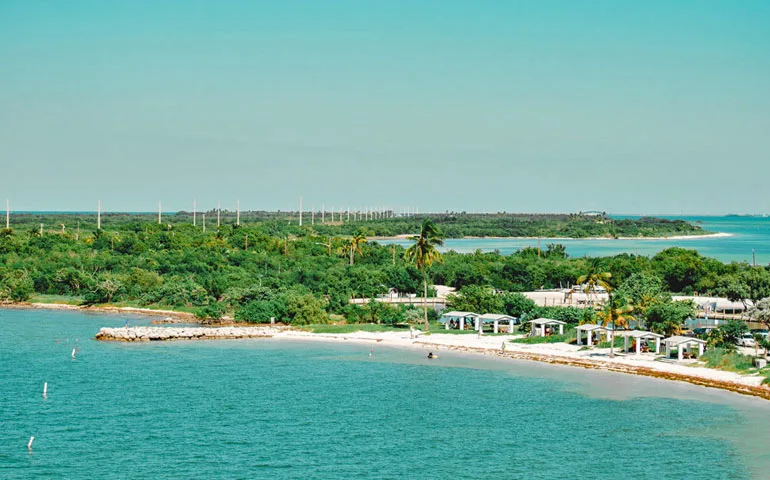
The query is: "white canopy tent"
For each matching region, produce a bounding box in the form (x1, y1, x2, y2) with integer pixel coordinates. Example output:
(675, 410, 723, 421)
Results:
(528, 318, 566, 337)
(663, 335, 706, 360)
(616, 330, 664, 354)
(439, 311, 479, 330)
(575, 324, 611, 346)
(477, 314, 517, 333)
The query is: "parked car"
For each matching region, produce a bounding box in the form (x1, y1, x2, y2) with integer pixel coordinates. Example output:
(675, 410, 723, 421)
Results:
(750, 329, 769, 339)
(738, 333, 756, 347)
(691, 327, 716, 338)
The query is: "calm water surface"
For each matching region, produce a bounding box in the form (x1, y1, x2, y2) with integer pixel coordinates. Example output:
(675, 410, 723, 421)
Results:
(386, 216, 770, 264)
(2, 309, 770, 479)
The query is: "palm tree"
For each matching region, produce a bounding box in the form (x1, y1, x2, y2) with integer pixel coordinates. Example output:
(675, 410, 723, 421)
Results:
(348, 232, 367, 266)
(576, 269, 612, 305)
(596, 292, 634, 358)
(405, 219, 444, 331)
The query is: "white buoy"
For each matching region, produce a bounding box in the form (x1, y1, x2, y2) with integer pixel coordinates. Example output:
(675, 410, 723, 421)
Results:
(43, 382, 48, 398)
(71, 348, 77, 359)
(28, 436, 34, 451)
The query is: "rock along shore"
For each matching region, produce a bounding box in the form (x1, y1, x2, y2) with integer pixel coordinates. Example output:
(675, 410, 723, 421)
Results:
(95, 326, 283, 342)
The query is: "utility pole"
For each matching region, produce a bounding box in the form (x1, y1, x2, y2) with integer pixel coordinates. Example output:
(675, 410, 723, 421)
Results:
(299, 195, 303, 227)
(322, 203, 325, 224)
(347, 207, 350, 222)
(217, 200, 221, 227)
(97, 200, 101, 230)
(203, 213, 206, 233)
(236, 200, 240, 226)
(5, 199, 8, 229)
(158, 200, 162, 224)
(312, 205, 315, 225)
(193, 199, 196, 227)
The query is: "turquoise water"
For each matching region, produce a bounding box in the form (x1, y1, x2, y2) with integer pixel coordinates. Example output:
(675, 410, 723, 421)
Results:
(386, 216, 770, 264)
(2, 309, 770, 479)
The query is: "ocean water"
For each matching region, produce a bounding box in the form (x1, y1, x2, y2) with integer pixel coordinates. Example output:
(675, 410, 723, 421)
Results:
(2, 309, 770, 479)
(386, 216, 770, 264)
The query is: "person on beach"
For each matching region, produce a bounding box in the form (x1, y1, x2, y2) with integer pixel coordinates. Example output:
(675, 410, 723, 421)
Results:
(125, 319, 129, 329)
(410, 325, 415, 339)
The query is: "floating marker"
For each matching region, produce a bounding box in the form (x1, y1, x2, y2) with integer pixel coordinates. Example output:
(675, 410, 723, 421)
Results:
(43, 382, 48, 398)
(71, 348, 77, 359)
(28, 436, 34, 451)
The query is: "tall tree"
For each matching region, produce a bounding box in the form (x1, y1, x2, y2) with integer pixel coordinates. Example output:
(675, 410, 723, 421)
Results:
(405, 219, 444, 331)
(596, 292, 634, 358)
(348, 232, 367, 266)
(576, 269, 612, 304)
(748, 297, 770, 330)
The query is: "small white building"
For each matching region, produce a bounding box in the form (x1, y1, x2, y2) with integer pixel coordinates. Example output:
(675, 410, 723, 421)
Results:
(439, 311, 479, 330)
(477, 314, 517, 334)
(663, 335, 707, 360)
(575, 324, 611, 346)
(528, 318, 566, 337)
(616, 330, 664, 354)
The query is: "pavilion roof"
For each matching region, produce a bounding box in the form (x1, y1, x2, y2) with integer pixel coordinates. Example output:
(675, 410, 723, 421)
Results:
(440, 311, 479, 318)
(664, 335, 707, 346)
(527, 318, 567, 325)
(616, 330, 665, 339)
(575, 324, 608, 332)
(478, 314, 516, 321)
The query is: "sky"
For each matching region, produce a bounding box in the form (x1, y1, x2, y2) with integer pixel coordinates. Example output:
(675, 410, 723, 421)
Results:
(1, 1, 769, 214)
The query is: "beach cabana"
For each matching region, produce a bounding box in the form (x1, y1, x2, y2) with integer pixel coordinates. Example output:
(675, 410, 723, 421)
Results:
(528, 318, 566, 337)
(575, 324, 611, 346)
(616, 330, 664, 354)
(477, 314, 517, 333)
(663, 335, 706, 360)
(439, 311, 479, 330)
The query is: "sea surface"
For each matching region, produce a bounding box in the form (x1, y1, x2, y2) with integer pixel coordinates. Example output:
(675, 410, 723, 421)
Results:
(2, 309, 770, 479)
(386, 216, 770, 264)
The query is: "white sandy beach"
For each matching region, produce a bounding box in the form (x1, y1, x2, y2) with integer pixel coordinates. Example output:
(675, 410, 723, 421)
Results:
(274, 329, 768, 391)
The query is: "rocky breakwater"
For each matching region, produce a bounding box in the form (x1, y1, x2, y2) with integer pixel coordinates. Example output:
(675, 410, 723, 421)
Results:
(95, 326, 282, 342)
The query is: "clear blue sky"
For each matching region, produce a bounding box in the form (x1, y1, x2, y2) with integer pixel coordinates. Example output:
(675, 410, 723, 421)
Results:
(1, 1, 768, 214)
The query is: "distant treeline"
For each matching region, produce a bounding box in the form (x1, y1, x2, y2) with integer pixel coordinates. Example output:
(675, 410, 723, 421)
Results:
(4, 211, 705, 239)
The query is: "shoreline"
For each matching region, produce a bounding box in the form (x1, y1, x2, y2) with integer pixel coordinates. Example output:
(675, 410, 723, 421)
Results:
(272, 330, 770, 400)
(1, 302, 196, 321)
(8, 302, 768, 401)
(372, 232, 733, 242)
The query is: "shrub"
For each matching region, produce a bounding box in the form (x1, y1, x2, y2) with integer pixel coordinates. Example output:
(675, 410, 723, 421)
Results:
(700, 348, 754, 372)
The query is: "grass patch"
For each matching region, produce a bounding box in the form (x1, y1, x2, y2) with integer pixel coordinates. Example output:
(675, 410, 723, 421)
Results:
(29, 294, 83, 305)
(513, 328, 576, 345)
(596, 337, 627, 349)
(302, 324, 405, 334)
(700, 348, 755, 373)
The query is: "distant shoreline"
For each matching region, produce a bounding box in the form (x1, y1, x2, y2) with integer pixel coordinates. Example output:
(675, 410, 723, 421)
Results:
(372, 232, 733, 242)
(1, 302, 196, 321)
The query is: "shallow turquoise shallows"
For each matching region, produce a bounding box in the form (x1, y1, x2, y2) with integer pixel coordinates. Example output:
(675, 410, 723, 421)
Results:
(387, 216, 770, 264)
(2, 309, 770, 479)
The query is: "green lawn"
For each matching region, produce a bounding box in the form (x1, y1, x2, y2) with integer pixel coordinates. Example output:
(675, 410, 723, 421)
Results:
(301, 324, 406, 334)
(29, 294, 83, 305)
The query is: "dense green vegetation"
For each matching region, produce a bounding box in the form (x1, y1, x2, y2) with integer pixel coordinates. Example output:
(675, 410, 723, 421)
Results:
(5, 210, 705, 239)
(0, 212, 766, 329)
